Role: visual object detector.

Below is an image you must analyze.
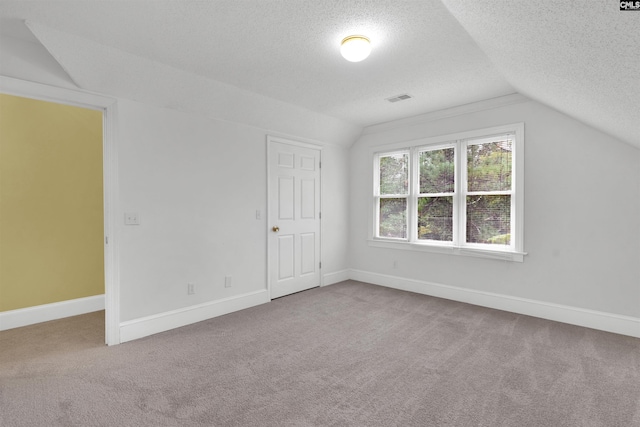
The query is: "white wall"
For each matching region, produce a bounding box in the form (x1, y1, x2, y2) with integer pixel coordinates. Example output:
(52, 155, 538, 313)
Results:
(0, 36, 77, 90)
(321, 145, 351, 278)
(3, 32, 638, 338)
(350, 99, 640, 319)
(1, 34, 354, 336)
(117, 100, 262, 320)
(117, 99, 352, 321)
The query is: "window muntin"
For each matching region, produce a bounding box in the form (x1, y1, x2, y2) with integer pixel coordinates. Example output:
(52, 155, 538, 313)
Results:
(373, 125, 523, 258)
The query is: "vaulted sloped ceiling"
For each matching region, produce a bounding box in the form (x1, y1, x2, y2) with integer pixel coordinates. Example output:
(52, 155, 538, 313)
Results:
(0, 1, 638, 148)
(0, 0, 516, 137)
(440, 0, 640, 148)
(21, 20, 364, 147)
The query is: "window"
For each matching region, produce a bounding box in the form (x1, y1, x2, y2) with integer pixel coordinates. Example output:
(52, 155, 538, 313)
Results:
(378, 151, 409, 239)
(372, 124, 525, 262)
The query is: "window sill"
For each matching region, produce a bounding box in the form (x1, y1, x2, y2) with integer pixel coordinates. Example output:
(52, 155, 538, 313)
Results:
(367, 239, 526, 262)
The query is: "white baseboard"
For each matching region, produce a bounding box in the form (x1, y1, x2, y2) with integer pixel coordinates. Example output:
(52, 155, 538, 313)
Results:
(322, 269, 350, 287)
(349, 269, 640, 338)
(119, 289, 270, 343)
(0, 294, 105, 331)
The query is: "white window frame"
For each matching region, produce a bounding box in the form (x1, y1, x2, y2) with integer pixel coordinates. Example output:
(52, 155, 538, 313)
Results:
(369, 123, 526, 262)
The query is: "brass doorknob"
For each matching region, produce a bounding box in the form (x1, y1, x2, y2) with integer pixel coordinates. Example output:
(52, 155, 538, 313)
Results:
(272, 226, 280, 232)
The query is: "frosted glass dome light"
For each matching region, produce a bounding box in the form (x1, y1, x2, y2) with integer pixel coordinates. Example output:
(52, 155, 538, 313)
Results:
(340, 35, 371, 62)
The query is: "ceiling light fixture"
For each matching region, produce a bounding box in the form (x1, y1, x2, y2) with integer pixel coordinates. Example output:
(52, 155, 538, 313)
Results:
(340, 35, 371, 62)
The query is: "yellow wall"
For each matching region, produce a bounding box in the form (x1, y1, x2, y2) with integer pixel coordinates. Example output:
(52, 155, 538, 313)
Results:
(0, 94, 104, 312)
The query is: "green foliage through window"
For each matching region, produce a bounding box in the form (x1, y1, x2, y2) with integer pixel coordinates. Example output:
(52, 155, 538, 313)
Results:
(420, 148, 454, 193)
(417, 197, 453, 241)
(466, 195, 511, 245)
(379, 198, 406, 238)
(379, 154, 408, 195)
(467, 140, 512, 192)
(374, 127, 521, 254)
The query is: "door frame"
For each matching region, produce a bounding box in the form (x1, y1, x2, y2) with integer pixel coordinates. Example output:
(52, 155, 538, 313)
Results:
(266, 135, 323, 300)
(0, 76, 120, 345)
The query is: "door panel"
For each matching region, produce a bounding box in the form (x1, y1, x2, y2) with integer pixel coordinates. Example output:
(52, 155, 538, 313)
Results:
(278, 152, 294, 168)
(278, 176, 295, 220)
(300, 155, 315, 171)
(277, 235, 295, 280)
(300, 233, 316, 275)
(268, 139, 321, 299)
(300, 179, 315, 219)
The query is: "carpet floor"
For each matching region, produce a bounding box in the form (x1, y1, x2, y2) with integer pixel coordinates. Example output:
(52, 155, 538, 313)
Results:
(1, 280, 639, 426)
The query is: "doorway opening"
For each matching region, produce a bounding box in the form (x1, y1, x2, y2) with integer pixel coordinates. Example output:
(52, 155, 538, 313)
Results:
(0, 76, 119, 345)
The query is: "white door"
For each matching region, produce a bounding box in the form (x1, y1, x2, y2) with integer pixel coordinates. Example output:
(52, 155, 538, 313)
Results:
(268, 137, 321, 299)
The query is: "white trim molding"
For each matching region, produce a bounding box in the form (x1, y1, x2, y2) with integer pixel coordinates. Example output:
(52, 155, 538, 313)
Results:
(367, 239, 526, 262)
(0, 75, 114, 111)
(348, 269, 640, 338)
(322, 270, 350, 287)
(266, 135, 323, 300)
(119, 289, 270, 343)
(0, 295, 105, 331)
(0, 75, 120, 345)
(362, 93, 529, 136)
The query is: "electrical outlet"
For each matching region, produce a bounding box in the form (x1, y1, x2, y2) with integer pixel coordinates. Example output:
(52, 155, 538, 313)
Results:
(124, 212, 140, 225)
(187, 283, 195, 295)
(225, 276, 232, 288)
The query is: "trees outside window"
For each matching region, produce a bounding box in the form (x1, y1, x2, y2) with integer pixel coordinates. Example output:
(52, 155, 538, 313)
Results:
(377, 153, 408, 238)
(372, 124, 524, 259)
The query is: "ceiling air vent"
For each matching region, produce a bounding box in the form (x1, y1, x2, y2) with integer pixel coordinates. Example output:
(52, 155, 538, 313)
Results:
(386, 94, 413, 103)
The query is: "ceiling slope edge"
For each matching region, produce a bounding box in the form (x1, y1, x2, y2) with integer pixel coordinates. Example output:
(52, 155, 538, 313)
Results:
(0, 30, 78, 90)
(24, 20, 83, 89)
(362, 93, 528, 136)
(489, 78, 638, 151)
(504, 87, 640, 150)
(24, 21, 362, 147)
(439, 1, 640, 150)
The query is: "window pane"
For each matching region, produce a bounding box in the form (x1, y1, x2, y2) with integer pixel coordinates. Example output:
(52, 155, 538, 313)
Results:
(420, 148, 454, 194)
(418, 196, 453, 241)
(379, 198, 407, 238)
(379, 153, 408, 195)
(466, 195, 511, 245)
(467, 139, 512, 192)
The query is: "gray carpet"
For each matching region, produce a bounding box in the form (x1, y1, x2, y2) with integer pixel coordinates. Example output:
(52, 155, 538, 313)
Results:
(1, 280, 639, 426)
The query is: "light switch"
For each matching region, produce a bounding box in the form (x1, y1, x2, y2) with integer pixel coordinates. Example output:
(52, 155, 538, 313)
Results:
(124, 212, 140, 225)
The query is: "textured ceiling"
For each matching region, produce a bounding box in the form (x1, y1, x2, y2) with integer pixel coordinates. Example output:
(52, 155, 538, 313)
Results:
(0, 0, 514, 127)
(0, 1, 637, 148)
(440, 0, 640, 148)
